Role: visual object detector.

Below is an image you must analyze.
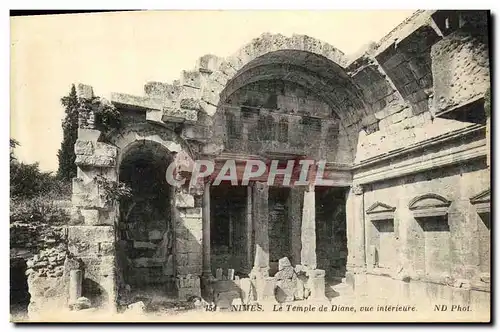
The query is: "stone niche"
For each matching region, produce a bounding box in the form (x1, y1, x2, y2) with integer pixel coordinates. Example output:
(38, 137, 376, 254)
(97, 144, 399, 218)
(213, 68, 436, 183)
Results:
(409, 194, 452, 279)
(470, 189, 490, 274)
(366, 202, 396, 271)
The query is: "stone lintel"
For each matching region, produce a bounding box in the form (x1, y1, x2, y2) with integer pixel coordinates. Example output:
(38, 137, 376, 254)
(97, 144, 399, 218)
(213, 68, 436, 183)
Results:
(110, 92, 164, 110)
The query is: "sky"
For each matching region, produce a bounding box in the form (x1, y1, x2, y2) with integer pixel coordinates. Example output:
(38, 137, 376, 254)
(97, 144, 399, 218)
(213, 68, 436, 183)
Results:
(10, 10, 415, 172)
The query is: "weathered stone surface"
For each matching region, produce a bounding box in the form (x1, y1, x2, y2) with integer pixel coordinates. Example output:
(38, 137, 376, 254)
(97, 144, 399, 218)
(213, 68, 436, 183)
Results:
(163, 106, 198, 123)
(72, 297, 91, 311)
(126, 301, 145, 314)
(64, 12, 490, 317)
(177, 275, 201, 301)
(175, 192, 195, 208)
(431, 29, 490, 115)
(196, 54, 221, 74)
(180, 98, 202, 111)
(74, 141, 117, 167)
(77, 83, 94, 99)
(301, 188, 317, 269)
(68, 226, 114, 256)
(180, 70, 202, 89)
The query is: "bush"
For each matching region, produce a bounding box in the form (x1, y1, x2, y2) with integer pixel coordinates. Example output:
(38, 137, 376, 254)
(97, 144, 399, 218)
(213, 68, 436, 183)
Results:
(10, 161, 71, 201)
(10, 196, 69, 225)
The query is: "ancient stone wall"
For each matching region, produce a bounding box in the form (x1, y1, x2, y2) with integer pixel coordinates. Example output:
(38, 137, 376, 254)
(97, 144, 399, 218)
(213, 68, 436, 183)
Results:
(363, 158, 489, 286)
(349, 10, 489, 163)
(69, 9, 490, 308)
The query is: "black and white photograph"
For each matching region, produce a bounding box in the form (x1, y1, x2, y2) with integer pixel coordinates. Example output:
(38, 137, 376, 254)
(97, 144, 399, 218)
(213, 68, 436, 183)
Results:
(9, 9, 491, 323)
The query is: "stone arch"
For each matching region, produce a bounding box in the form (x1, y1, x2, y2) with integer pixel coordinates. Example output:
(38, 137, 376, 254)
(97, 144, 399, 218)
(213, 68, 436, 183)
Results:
(408, 193, 451, 210)
(196, 33, 370, 161)
(107, 122, 195, 172)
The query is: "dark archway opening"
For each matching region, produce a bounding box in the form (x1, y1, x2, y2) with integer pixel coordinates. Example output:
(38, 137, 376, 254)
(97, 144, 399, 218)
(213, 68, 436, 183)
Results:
(315, 186, 348, 280)
(210, 184, 248, 277)
(117, 141, 175, 302)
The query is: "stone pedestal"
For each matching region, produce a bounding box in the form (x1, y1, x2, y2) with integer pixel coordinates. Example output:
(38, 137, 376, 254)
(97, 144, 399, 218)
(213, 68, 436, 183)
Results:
(176, 275, 201, 301)
(306, 269, 328, 302)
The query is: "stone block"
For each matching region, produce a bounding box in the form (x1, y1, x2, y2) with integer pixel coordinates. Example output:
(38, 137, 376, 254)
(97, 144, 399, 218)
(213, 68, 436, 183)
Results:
(275, 279, 296, 303)
(27, 274, 67, 316)
(80, 209, 99, 226)
(75, 140, 94, 155)
(72, 179, 105, 209)
(175, 193, 195, 208)
(180, 98, 202, 111)
(163, 107, 198, 123)
(77, 128, 101, 142)
(68, 226, 114, 255)
(176, 275, 201, 301)
(144, 82, 181, 99)
(179, 208, 202, 219)
(77, 83, 94, 99)
(95, 142, 117, 158)
(180, 70, 202, 89)
(75, 155, 116, 168)
(196, 54, 220, 74)
(219, 61, 238, 77)
(200, 79, 223, 106)
(431, 29, 490, 115)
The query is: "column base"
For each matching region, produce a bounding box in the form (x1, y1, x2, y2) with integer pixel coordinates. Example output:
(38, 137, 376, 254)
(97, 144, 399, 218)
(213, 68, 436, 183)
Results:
(250, 267, 276, 302)
(305, 269, 328, 303)
(345, 268, 368, 297)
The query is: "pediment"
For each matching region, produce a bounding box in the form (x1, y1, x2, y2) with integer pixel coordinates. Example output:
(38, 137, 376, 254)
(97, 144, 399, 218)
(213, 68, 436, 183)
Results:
(470, 188, 490, 214)
(366, 202, 396, 214)
(470, 189, 490, 204)
(409, 193, 451, 218)
(366, 202, 396, 221)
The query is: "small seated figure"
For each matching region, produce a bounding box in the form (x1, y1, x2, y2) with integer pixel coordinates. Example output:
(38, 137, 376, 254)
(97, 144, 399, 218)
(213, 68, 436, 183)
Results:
(274, 257, 297, 303)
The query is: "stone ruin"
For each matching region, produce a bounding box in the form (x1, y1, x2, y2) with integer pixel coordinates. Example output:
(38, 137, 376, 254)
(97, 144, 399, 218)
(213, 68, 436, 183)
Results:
(12, 10, 491, 320)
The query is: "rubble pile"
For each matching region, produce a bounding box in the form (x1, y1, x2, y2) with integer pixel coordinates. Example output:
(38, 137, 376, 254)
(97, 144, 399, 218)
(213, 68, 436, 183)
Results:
(25, 247, 66, 278)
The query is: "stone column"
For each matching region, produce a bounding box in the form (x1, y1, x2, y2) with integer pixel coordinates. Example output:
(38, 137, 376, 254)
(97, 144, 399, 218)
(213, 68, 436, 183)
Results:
(245, 185, 253, 274)
(345, 184, 366, 293)
(288, 187, 304, 266)
(202, 181, 211, 277)
(300, 185, 317, 270)
(69, 269, 83, 305)
(251, 181, 270, 276)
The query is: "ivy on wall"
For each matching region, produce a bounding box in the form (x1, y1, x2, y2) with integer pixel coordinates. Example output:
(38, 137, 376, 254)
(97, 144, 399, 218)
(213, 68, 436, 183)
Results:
(79, 97, 122, 134)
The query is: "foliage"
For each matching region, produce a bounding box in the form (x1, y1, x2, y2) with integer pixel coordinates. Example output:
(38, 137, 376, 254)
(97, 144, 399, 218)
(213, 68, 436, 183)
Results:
(10, 196, 69, 225)
(10, 140, 71, 201)
(94, 175, 132, 204)
(57, 84, 79, 181)
(10, 138, 19, 162)
(80, 97, 121, 134)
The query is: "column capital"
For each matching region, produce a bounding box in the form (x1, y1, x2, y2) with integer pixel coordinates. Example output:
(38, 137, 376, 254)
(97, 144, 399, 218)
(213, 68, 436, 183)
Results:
(351, 183, 364, 195)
